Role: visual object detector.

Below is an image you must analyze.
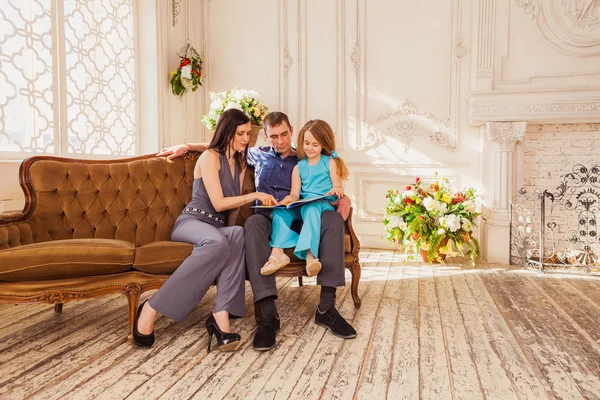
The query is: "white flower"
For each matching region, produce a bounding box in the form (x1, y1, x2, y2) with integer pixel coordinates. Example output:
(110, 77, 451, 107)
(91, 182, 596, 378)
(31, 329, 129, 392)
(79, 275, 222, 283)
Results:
(423, 197, 437, 211)
(210, 98, 224, 111)
(404, 190, 414, 197)
(394, 197, 402, 205)
(437, 228, 446, 235)
(388, 216, 400, 228)
(181, 64, 192, 80)
(461, 218, 472, 231)
(526, 226, 532, 233)
(439, 214, 461, 232)
(232, 89, 245, 101)
(464, 200, 475, 213)
(439, 202, 448, 215)
(398, 220, 408, 230)
(245, 89, 260, 101)
(224, 102, 243, 112)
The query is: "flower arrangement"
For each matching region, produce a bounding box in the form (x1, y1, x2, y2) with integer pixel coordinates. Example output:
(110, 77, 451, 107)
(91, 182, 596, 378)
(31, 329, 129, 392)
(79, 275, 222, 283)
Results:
(383, 174, 481, 265)
(169, 46, 203, 99)
(201, 88, 269, 131)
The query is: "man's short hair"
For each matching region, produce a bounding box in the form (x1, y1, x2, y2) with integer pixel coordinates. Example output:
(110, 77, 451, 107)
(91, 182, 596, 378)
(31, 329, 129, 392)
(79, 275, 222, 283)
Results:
(262, 112, 292, 132)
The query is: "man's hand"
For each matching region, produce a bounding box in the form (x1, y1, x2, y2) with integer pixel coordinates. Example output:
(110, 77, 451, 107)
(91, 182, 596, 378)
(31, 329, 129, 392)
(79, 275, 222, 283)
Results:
(157, 144, 191, 160)
(330, 195, 351, 221)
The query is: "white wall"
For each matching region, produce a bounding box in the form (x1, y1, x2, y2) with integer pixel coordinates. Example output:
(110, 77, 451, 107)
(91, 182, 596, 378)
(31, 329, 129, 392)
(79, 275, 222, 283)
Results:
(3, 0, 600, 257)
(183, 0, 480, 249)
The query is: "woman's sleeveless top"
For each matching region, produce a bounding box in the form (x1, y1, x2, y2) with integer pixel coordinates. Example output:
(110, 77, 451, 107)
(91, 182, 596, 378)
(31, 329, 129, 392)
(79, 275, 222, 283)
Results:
(186, 152, 241, 227)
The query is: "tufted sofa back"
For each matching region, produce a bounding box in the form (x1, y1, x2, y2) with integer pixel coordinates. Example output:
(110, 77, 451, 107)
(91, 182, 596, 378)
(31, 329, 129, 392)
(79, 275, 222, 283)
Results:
(17, 154, 196, 247)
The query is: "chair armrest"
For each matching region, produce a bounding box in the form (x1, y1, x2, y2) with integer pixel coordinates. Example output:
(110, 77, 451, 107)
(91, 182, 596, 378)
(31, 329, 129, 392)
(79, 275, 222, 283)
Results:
(344, 207, 361, 257)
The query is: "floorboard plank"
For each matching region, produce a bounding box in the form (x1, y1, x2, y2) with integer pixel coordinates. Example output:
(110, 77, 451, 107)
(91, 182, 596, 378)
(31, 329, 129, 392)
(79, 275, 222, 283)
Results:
(418, 265, 452, 400)
(463, 271, 549, 399)
(433, 267, 484, 400)
(481, 271, 590, 398)
(387, 260, 420, 400)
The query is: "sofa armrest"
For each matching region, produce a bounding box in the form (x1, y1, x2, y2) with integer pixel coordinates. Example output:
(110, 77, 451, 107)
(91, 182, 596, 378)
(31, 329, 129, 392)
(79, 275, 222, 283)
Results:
(0, 211, 26, 222)
(0, 221, 34, 250)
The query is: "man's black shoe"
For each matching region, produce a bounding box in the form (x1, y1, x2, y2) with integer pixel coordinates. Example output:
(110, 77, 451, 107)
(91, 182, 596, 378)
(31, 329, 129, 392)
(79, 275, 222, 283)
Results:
(253, 314, 280, 351)
(315, 307, 357, 339)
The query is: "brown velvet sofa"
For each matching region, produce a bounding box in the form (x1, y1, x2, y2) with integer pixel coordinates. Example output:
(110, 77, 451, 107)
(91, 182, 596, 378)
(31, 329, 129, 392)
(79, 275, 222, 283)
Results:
(0, 152, 361, 341)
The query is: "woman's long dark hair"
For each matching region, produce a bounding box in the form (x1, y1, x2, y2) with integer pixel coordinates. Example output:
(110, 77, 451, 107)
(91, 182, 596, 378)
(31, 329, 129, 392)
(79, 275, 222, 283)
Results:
(208, 109, 250, 172)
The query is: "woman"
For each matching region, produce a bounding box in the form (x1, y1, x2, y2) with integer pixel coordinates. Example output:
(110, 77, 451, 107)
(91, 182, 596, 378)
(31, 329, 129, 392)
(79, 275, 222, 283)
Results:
(134, 109, 277, 351)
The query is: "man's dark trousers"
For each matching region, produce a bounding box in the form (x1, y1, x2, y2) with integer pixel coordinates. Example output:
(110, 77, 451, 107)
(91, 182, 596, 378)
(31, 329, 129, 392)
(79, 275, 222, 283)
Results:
(244, 210, 346, 302)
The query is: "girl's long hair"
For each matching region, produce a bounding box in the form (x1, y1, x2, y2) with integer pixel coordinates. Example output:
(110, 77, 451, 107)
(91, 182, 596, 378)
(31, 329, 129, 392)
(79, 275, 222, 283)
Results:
(296, 119, 349, 180)
(208, 109, 250, 172)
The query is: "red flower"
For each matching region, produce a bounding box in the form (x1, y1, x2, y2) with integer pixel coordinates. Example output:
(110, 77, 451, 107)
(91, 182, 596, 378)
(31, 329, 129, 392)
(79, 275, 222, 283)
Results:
(405, 198, 412, 204)
(417, 215, 424, 220)
(179, 58, 191, 68)
(412, 233, 419, 240)
(463, 233, 470, 242)
(453, 193, 465, 204)
(405, 185, 412, 191)
(415, 177, 421, 184)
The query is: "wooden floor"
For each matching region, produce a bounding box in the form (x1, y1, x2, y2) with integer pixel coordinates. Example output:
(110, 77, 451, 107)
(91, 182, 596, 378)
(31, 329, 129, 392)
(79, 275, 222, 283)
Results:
(2, 250, 600, 399)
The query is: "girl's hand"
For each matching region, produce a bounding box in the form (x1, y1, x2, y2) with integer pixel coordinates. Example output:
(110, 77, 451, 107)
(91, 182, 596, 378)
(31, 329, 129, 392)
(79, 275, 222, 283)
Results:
(278, 195, 296, 205)
(327, 186, 345, 198)
(254, 192, 278, 206)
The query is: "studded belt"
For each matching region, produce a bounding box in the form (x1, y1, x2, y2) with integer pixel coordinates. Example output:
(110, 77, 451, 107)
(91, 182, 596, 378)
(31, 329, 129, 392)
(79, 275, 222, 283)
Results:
(182, 207, 225, 224)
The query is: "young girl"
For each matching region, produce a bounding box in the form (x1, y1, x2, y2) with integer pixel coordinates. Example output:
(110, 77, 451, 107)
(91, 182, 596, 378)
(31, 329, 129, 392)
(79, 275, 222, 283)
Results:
(260, 119, 349, 277)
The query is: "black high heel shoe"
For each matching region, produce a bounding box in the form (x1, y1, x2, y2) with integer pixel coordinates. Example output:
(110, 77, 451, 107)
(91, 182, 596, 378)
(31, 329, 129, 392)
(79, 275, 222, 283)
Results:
(205, 315, 241, 352)
(133, 300, 155, 348)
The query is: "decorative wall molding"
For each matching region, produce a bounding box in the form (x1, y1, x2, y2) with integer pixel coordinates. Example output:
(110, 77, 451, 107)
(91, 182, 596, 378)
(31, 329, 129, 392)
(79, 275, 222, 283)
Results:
(513, 0, 540, 19)
(468, 90, 600, 124)
(350, 41, 360, 74)
(360, 121, 457, 151)
(485, 121, 527, 150)
(356, 0, 464, 152)
(364, 99, 450, 127)
(477, 0, 496, 74)
(562, 0, 600, 30)
(173, 0, 183, 26)
(513, 0, 600, 55)
(359, 99, 457, 151)
(283, 45, 292, 77)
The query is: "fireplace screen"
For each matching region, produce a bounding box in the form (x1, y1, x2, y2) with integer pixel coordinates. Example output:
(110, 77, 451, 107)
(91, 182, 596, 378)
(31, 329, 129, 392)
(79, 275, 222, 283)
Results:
(510, 164, 600, 272)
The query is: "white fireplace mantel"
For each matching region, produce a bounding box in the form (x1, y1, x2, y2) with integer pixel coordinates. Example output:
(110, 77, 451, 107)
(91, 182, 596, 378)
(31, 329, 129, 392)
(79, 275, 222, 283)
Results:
(467, 90, 600, 126)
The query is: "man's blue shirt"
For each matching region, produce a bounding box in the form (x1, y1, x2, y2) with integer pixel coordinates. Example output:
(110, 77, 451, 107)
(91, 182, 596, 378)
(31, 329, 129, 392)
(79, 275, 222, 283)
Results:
(247, 146, 298, 214)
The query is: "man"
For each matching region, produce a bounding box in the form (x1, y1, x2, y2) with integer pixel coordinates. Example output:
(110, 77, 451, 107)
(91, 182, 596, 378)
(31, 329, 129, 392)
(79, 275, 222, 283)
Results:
(158, 112, 356, 351)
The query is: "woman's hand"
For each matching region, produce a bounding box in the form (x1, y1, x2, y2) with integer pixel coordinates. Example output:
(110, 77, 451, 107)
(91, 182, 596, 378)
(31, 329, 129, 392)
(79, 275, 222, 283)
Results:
(254, 192, 278, 206)
(157, 144, 190, 160)
(278, 195, 296, 205)
(327, 186, 345, 198)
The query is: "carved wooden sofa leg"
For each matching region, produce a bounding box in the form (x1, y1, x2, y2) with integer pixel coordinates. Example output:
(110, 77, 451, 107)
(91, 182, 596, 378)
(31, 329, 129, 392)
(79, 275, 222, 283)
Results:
(298, 276, 303, 286)
(125, 283, 141, 343)
(350, 260, 362, 308)
(54, 303, 63, 313)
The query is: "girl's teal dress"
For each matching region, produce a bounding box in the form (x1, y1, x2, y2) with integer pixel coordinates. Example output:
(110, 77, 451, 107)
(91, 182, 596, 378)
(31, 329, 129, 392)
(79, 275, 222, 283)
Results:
(270, 154, 335, 259)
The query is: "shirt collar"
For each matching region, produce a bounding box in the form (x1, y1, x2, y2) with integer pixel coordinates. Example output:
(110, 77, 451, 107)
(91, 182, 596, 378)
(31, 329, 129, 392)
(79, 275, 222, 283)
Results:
(270, 146, 297, 159)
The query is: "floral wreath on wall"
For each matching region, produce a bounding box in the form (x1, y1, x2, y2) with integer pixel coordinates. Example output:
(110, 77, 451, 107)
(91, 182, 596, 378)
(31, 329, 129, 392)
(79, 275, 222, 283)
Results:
(169, 42, 203, 99)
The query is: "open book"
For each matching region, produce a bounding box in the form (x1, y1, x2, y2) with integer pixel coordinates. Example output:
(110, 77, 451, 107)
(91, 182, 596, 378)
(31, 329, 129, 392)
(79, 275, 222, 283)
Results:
(251, 195, 336, 209)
